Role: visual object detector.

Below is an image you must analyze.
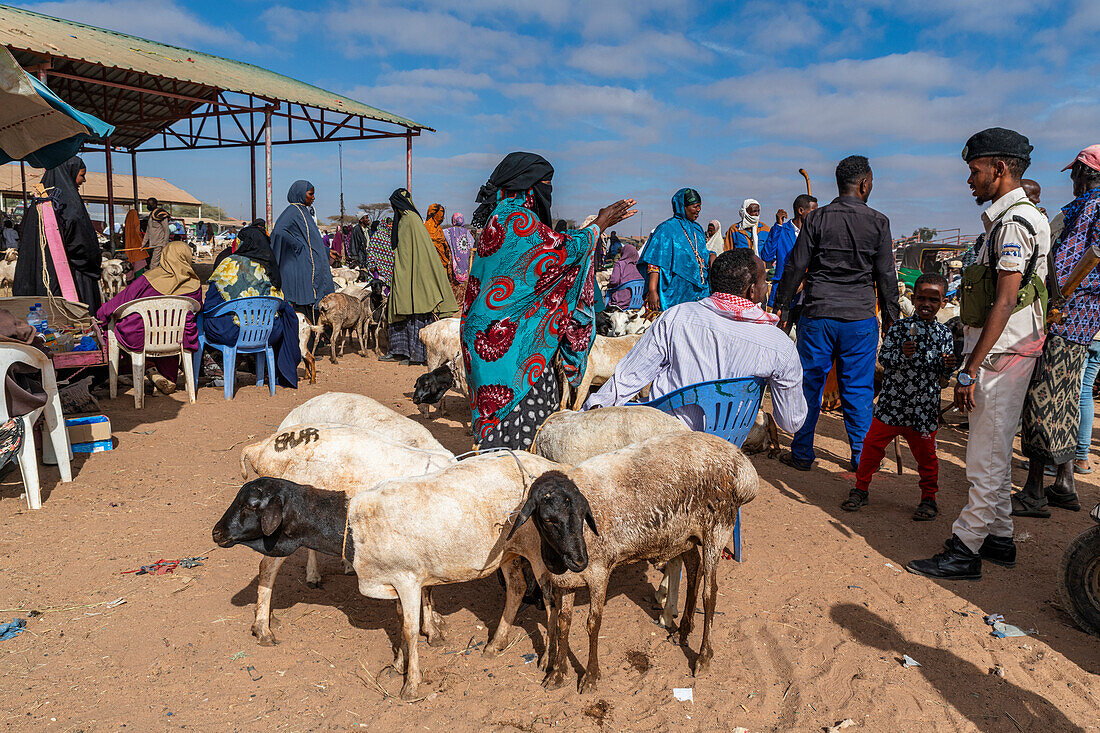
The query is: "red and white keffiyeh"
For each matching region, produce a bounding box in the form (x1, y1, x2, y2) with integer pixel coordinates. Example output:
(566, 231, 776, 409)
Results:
(707, 292, 780, 324)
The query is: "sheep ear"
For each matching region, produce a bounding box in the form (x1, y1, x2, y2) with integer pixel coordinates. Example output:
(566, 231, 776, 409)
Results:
(584, 510, 599, 537)
(506, 494, 538, 540)
(260, 495, 284, 536)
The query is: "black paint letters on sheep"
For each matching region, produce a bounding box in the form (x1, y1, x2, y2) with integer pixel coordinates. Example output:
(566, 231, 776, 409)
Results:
(273, 428, 320, 452)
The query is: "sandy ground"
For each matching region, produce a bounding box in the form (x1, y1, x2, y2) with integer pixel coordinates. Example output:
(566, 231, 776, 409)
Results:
(0, 352, 1098, 732)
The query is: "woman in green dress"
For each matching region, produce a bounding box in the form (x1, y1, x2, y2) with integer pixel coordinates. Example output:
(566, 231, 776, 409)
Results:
(381, 188, 458, 365)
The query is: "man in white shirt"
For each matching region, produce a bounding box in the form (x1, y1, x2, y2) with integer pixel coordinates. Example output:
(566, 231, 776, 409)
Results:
(584, 248, 807, 435)
(908, 128, 1049, 581)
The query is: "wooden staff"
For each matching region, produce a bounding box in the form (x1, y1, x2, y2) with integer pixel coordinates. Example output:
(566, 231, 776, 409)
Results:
(798, 168, 811, 195)
(1047, 245, 1100, 325)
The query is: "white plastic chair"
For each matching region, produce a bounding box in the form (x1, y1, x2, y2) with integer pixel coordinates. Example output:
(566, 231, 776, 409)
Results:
(0, 342, 73, 510)
(107, 296, 199, 409)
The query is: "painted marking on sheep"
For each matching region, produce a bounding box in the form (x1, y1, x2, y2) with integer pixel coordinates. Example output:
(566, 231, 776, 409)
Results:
(273, 427, 320, 452)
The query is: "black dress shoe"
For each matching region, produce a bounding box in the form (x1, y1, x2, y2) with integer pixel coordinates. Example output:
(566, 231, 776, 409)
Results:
(978, 535, 1016, 568)
(907, 535, 982, 581)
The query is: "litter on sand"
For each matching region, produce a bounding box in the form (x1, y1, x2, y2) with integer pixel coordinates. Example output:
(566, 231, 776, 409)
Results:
(984, 613, 1033, 638)
(827, 719, 856, 732)
(0, 618, 26, 641)
(901, 654, 922, 668)
(521, 653, 537, 664)
(673, 688, 694, 703)
(122, 557, 207, 575)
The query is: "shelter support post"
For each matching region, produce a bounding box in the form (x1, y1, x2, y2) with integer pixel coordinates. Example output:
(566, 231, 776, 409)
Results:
(19, 161, 27, 209)
(264, 107, 273, 224)
(105, 141, 116, 255)
(250, 143, 257, 222)
(406, 132, 412, 190)
(130, 149, 138, 209)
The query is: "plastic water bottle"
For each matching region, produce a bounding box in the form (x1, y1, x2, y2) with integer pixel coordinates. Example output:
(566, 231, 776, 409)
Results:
(27, 304, 48, 334)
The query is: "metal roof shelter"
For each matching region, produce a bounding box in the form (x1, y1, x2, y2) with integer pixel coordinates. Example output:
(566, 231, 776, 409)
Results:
(1, 163, 199, 209)
(0, 4, 431, 233)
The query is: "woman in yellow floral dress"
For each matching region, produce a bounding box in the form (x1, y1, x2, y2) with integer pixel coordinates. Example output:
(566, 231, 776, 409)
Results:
(202, 223, 303, 387)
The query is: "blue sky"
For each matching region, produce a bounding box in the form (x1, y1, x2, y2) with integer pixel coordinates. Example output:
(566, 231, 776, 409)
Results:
(19, 0, 1100, 236)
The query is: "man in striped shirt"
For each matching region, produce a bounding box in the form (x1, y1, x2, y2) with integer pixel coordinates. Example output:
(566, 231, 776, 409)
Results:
(583, 249, 807, 435)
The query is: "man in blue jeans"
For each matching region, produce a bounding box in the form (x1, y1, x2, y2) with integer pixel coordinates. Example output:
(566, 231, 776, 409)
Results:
(775, 156, 900, 471)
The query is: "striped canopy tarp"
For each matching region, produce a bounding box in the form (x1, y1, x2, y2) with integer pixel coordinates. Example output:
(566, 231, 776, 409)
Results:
(0, 45, 113, 168)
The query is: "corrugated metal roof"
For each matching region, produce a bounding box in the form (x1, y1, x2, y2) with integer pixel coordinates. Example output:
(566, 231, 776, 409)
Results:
(0, 162, 200, 206)
(0, 4, 429, 132)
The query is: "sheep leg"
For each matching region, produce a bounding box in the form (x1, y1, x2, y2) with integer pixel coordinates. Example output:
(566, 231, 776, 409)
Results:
(657, 557, 683, 629)
(571, 371, 594, 411)
(485, 554, 526, 654)
(766, 414, 781, 458)
(694, 540, 721, 676)
(420, 587, 446, 647)
(305, 550, 322, 588)
(330, 321, 343, 364)
(677, 548, 702, 647)
(578, 576, 607, 694)
(252, 555, 287, 646)
(395, 582, 424, 700)
(356, 318, 368, 357)
(542, 587, 574, 690)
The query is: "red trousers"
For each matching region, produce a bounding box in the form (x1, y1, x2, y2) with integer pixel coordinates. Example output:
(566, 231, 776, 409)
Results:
(855, 417, 939, 500)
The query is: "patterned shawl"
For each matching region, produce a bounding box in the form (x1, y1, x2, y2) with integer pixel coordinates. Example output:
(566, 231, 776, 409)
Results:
(461, 189, 598, 441)
(365, 218, 395, 285)
(443, 212, 474, 283)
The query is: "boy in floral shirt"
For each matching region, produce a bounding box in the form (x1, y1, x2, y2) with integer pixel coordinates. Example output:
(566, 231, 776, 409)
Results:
(842, 274, 956, 520)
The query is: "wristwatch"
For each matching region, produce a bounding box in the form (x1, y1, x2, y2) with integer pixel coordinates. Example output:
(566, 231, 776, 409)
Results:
(957, 372, 976, 387)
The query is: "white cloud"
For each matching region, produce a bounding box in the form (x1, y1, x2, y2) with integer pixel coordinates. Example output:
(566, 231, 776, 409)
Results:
(566, 32, 703, 79)
(22, 0, 261, 53)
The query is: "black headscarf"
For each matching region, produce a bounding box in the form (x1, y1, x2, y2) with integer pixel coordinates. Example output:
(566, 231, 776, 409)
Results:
(213, 220, 280, 289)
(472, 152, 554, 228)
(389, 188, 420, 249)
(14, 156, 102, 310)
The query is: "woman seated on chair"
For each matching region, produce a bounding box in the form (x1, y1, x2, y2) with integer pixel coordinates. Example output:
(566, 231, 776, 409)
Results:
(606, 242, 645, 309)
(96, 241, 201, 395)
(202, 223, 301, 388)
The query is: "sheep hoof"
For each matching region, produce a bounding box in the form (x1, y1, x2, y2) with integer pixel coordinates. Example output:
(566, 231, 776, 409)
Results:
(425, 631, 446, 648)
(542, 670, 568, 690)
(578, 671, 600, 694)
(251, 627, 277, 646)
(306, 580, 322, 589)
(269, 614, 281, 629)
(399, 683, 420, 701)
(693, 651, 713, 676)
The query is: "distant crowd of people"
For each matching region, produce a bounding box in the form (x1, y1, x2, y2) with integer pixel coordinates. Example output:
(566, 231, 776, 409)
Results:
(9, 130, 1100, 584)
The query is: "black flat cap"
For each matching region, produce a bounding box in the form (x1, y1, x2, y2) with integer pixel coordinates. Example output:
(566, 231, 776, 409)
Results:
(962, 128, 1033, 163)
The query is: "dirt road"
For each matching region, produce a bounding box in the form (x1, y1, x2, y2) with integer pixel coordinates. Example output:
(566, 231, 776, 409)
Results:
(0, 355, 1097, 731)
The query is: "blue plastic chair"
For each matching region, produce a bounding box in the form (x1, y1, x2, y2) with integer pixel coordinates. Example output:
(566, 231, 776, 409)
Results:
(637, 377, 767, 561)
(607, 279, 645, 309)
(193, 296, 282, 400)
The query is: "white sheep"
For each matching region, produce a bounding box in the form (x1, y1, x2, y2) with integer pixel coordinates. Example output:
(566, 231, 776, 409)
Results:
(530, 405, 688, 466)
(238, 424, 455, 646)
(418, 316, 461, 371)
(347, 451, 560, 698)
(567, 334, 641, 410)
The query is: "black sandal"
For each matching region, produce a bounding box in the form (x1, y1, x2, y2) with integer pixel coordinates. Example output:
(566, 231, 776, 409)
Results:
(841, 489, 869, 512)
(913, 498, 938, 521)
(1045, 487, 1081, 512)
(1010, 492, 1051, 518)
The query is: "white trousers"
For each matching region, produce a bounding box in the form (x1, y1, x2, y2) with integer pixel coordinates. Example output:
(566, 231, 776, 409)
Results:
(952, 353, 1038, 553)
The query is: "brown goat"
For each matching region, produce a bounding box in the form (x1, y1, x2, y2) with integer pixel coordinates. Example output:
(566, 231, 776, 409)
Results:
(316, 292, 368, 364)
